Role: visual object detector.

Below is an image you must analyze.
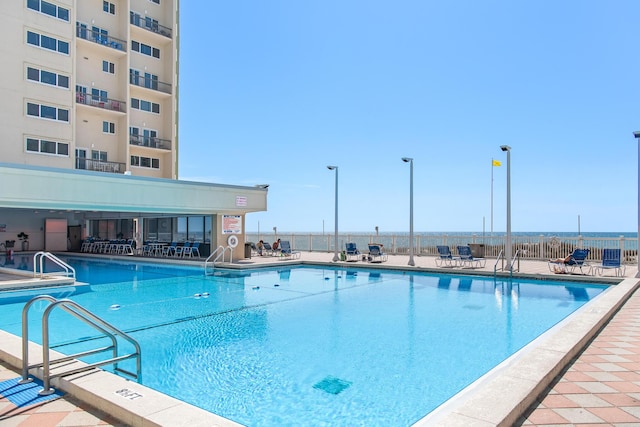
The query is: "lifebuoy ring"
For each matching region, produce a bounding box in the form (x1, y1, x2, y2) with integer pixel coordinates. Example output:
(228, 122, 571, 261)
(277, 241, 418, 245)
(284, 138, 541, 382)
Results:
(548, 236, 561, 249)
(227, 235, 239, 248)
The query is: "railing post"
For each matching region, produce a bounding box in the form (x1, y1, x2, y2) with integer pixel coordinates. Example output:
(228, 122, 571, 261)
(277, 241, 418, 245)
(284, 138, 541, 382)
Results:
(539, 235, 545, 260)
(620, 235, 625, 263)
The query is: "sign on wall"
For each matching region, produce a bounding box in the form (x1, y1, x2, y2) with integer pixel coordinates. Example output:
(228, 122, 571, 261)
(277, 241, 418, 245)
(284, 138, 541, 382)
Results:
(222, 215, 242, 234)
(235, 196, 247, 207)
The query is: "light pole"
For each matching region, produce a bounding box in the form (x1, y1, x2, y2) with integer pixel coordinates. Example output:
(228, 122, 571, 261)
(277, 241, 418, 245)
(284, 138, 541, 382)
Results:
(500, 145, 512, 270)
(402, 157, 415, 266)
(633, 132, 640, 277)
(327, 166, 339, 262)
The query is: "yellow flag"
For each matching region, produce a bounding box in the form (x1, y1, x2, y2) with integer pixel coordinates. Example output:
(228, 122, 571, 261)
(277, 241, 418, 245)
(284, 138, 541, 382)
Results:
(492, 159, 501, 167)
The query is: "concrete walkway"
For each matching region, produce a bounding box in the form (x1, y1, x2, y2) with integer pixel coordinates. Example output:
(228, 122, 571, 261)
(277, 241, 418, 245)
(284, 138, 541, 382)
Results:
(0, 252, 638, 426)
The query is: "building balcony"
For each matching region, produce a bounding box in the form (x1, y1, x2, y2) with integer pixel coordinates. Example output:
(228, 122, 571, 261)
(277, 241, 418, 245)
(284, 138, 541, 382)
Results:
(76, 158, 126, 174)
(129, 135, 172, 151)
(130, 12, 172, 39)
(129, 72, 172, 95)
(76, 92, 126, 113)
(76, 24, 126, 52)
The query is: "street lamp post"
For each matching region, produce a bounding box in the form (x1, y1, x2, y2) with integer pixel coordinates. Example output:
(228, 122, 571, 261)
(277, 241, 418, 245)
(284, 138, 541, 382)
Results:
(402, 157, 415, 266)
(633, 132, 640, 277)
(327, 166, 339, 262)
(500, 145, 512, 270)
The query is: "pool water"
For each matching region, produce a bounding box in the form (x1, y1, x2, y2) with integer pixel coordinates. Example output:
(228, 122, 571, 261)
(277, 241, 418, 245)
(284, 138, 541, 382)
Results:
(0, 256, 607, 426)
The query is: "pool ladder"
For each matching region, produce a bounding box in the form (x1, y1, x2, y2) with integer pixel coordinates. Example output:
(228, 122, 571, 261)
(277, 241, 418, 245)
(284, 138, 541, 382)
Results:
(20, 295, 141, 396)
(33, 251, 76, 279)
(204, 245, 233, 275)
(493, 249, 521, 277)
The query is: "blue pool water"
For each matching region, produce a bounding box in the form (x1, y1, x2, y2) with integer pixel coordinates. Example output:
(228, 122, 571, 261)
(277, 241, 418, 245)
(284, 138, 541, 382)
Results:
(0, 256, 608, 426)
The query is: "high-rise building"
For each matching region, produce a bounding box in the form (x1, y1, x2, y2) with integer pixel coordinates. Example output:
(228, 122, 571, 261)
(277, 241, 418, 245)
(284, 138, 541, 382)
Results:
(1, 0, 179, 179)
(0, 1, 267, 256)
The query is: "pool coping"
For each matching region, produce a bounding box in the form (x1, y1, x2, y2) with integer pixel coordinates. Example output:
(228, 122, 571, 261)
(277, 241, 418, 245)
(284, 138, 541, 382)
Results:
(0, 256, 637, 426)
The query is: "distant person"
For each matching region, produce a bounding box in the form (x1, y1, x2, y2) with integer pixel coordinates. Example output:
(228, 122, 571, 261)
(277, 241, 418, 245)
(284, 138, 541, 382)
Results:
(257, 240, 265, 256)
(549, 253, 572, 264)
(272, 238, 281, 251)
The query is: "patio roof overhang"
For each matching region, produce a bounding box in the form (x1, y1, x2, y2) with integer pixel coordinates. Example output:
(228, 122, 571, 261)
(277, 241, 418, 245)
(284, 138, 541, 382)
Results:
(0, 163, 267, 219)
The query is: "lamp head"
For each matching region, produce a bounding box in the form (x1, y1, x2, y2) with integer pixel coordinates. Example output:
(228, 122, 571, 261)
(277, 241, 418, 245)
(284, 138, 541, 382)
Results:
(401, 157, 413, 163)
(327, 165, 337, 170)
(500, 145, 511, 152)
(255, 184, 269, 189)
(634, 131, 640, 139)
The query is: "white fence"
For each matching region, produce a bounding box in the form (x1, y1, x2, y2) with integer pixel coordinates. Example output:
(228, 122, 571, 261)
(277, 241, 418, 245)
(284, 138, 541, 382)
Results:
(246, 233, 637, 263)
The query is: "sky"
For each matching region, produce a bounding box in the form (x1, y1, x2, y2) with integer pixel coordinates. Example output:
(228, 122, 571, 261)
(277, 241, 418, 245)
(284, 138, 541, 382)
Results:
(178, 0, 639, 234)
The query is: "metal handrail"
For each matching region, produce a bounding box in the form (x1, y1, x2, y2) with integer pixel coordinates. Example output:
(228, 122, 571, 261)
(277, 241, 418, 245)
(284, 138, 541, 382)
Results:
(21, 295, 141, 395)
(33, 252, 75, 279)
(204, 246, 233, 275)
(493, 249, 504, 276)
(510, 249, 521, 273)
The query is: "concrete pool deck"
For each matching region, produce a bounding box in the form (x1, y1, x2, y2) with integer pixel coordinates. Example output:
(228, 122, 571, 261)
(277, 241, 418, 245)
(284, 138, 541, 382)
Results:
(0, 252, 638, 426)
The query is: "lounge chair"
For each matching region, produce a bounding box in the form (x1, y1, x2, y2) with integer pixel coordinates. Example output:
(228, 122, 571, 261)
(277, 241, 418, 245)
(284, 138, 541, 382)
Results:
(548, 248, 590, 274)
(162, 242, 178, 257)
(593, 248, 625, 277)
(435, 245, 457, 267)
(263, 242, 274, 255)
(456, 245, 486, 268)
(345, 242, 361, 262)
(280, 240, 300, 259)
(368, 244, 388, 263)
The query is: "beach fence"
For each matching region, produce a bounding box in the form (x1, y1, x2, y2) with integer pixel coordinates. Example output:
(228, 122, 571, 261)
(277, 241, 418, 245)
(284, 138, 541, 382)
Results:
(245, 233, 637, 264)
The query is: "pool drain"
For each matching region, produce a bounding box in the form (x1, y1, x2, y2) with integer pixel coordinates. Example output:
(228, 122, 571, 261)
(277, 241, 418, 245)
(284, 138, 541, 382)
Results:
(313, 376, 352, 395)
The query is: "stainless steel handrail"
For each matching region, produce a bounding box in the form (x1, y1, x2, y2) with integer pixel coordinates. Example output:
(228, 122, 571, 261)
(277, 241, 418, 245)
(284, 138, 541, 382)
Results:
(204, 245, 232, 275)
(33, 252, 75, 279)
(21, 296, 141, 395)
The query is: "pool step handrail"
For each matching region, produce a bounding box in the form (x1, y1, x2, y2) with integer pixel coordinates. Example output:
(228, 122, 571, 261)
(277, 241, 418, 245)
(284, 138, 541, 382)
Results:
(21, 295, 141, 396)
(493, 249, 521, 277)
(204, 245, 233, 275)
(33, 252, 76, 279)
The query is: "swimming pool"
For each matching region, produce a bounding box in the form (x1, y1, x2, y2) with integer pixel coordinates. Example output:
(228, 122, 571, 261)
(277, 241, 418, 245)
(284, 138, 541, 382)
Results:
(0, 256, 608, 426)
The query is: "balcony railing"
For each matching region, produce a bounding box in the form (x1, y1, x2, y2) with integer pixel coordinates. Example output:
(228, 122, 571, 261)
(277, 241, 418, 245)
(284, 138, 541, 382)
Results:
(129, 134, 171, 150)
(76, 92, 126, 112)
(129, 72, 172, 94)
(130, 12, 172, 39)
(76, 158, 126, 174)
(76, 24, 126, 52)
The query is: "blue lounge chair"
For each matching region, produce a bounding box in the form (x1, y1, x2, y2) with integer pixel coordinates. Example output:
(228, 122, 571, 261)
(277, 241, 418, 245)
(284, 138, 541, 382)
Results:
(593, 248, 625, 277)
(280, 240, 300, 259)
(263, 242, 274, 255)
(368, 244, 388, 263)
(345, 242, 361, 262)
(548, 248, 590, 274)
(456, 245, 486, 268)
(183, 242, 201, 258)
(435, 245, 457, 267)
(174, 242, 191, 257)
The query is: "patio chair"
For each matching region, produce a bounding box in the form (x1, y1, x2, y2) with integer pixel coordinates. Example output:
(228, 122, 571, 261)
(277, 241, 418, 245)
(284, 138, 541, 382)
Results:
(548, 248, 590, 274)
(183, 242, 201, 258)
(345, 242, 361, 262)
(174, 242, 191, 257)
(162, 242, 178, 257)
(593, 248, 625, 277)
(456, 245, 486, 268)
(280, 240, 300, 259)
(435, 246, 457, 267)
(368, 244, 388, 263)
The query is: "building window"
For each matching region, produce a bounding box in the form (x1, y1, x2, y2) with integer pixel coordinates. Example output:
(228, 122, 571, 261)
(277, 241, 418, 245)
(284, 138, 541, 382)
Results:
(27, 0, 70, 22)
(150, 0, 160, 4)
(26, 66, 69, 88)
(103, 1, 115, 14)
(103, 121, 115, 134)
(26, 30, 69, 54)
(92, 150, 108, 162)
(131, 97, 160, 114)
(26, 102, 69, 122)
(26, 137, 69, 156)
(131, 155, 160, 169)
(131, 40, 160, 59)
(102, 60, 115, 74)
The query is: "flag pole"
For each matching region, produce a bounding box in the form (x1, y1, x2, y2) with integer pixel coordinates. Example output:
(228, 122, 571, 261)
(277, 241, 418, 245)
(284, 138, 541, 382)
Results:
(491, 158, 494, 237)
